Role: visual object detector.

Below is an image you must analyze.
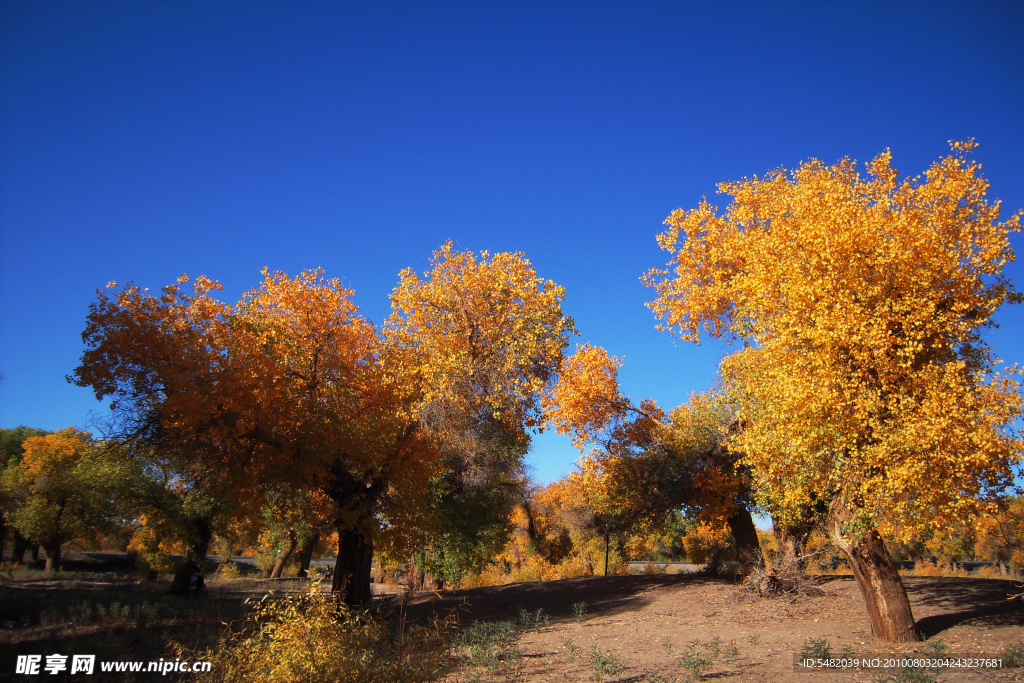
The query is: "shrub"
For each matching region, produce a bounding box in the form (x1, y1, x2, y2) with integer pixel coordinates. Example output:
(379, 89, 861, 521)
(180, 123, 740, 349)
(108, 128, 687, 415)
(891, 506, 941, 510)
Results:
(217, 560, 241, 580)
(180, 587, 453, 683)
(572, 601, 587, 624)
(912, 561, 944, 577)
(1004, 642, 1024, 668)
(590, 645, 625, 682)
(973, 564, 1003, 579)
(454, 620, 523, 678)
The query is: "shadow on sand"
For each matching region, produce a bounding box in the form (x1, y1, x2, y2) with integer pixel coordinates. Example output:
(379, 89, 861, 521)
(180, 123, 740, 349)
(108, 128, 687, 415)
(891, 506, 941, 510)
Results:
(903, 577, 1024, 638)
(404, 572, 732, 625)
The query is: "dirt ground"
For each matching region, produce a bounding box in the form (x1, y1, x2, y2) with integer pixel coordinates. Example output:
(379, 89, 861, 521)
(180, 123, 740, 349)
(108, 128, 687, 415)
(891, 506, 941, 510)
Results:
(3, 570, 1023, 681)
(405, 573, 1024, 682)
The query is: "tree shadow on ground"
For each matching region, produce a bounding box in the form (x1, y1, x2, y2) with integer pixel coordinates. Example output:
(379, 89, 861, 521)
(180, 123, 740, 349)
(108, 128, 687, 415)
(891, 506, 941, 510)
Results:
(901, 577, 1024, 638)
(402, 573, 732, 625)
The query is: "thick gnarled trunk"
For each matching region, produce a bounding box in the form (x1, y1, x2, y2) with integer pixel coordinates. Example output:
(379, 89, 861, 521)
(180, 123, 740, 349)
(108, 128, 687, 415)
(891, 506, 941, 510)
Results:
(325, 465, 387, 606)
(727, 507, 761, 579)
(333, 526, 374, 606)
(828, 504, 918, 643)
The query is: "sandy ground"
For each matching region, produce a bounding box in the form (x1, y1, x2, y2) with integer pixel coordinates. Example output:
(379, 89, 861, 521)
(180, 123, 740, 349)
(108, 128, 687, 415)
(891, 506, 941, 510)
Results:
(404, 573, 1024, 682)
(3, 566, 1022, 681)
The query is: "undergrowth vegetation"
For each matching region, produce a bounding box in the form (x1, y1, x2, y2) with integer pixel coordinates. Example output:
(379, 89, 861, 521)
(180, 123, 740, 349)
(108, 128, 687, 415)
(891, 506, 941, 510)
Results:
(181, 588, 454, 683)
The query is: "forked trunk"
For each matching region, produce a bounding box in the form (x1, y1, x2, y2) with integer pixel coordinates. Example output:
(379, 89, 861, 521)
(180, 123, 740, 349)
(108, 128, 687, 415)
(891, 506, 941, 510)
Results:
(828, 506, 919, 643)
(296, 531, 319, 578)
(775, 530, 802, 571)
(333, 525, 374, 607)
(269, 528, 298, 579)
(727, 507, 761, 579)
(411, 567, 443, 591)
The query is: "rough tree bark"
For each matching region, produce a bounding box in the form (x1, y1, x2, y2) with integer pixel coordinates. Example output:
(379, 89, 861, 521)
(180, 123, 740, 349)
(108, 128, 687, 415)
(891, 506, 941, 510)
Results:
(410, 565, 443, 591)
(827, 501, 919, 642)
(332, 525, 375, 606)
(773, 495, 828, 571)
(727, 507, 761, 579)
(326, 465, 387, 607)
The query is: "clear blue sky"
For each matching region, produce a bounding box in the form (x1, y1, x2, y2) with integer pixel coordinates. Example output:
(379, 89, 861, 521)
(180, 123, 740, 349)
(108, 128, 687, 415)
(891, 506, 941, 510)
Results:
(2, 1, 1022, 485)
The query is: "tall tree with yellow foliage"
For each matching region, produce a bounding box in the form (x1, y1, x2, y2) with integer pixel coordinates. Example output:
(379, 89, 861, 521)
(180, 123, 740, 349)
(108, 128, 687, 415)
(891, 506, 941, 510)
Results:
(644, 141, 1023, 642)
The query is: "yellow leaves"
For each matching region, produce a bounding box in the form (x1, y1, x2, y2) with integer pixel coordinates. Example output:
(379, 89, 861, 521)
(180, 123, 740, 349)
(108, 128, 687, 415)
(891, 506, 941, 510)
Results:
(544, 343, 627, 450)
(386, 240, 575, 438)
(648, 141, 1022, 534)
(19, 428, 94, 481)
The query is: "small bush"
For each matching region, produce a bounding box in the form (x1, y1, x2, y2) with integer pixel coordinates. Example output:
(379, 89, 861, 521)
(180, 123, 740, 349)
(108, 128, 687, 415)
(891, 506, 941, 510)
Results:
(455, 620, 523, 679)
(590, 645, 625, 682)
(217, 560, 241, 580)
(741, 551, 826, 599)
(799, 637, 832, 660)
(179, 587, 453, 683)
(679, 640, 715, 681)
(912, 560, 944, 577)
(573, 601, 588, 624)
(974, 564, 1003, 579)
(1004, 642, 1024, 668)
(517, 607, 549, 629)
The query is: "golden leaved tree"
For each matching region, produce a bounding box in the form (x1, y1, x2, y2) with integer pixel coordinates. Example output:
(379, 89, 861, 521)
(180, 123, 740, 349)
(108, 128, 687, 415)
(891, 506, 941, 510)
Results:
(644, 140, 1023, 642)
(544, 344, 763, 576)
(73, 243, 574, 606)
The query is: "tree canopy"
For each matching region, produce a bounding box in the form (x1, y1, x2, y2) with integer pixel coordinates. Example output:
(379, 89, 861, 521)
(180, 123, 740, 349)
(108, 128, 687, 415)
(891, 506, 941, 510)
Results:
(644, 140, 1023, 641)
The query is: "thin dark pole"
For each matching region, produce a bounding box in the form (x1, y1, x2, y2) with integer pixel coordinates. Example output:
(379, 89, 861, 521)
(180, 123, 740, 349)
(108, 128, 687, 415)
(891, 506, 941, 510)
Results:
(604, 524, 610, 577)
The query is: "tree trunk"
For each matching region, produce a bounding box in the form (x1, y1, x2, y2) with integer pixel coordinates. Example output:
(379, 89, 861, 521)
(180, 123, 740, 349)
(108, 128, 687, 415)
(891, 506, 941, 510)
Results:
(727, 507, 761, 579)
(44, 537, 61, 572)
(411, 567, 442, 591)
(776, 530, 801, 570)
(828, 505, 919, 643)
(324, 464, 389, 607)
(269, 528, 298, 579)
(12, 532, 31, 564)
(581, 548, 593, 575)
(169, 521, 213, 595)
(705, 547, 724, 574)
(296, 531, 320, 578)
(333, 525, 374, 607)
